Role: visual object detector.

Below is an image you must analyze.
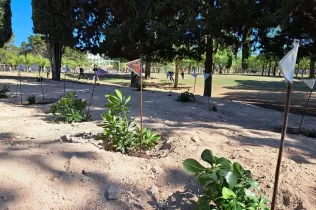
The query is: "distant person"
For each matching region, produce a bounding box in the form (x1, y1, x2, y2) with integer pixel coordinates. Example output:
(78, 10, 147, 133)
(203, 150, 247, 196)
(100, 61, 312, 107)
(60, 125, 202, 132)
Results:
(181, 68, 185, 79)
(78, 67, 88, 80)
(167, 71, 174, 81)
(92, 65, 100, 82)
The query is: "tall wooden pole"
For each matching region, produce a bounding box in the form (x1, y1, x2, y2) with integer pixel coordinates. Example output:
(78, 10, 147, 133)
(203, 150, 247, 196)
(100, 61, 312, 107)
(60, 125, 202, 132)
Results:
(193, 77, 197, 94)
(298, 89, 313, 132)
(139, 76, 143, 156)
(64, 72, 66, 96)
(19, 71, 23, 105)
(271, 83, 292, 210)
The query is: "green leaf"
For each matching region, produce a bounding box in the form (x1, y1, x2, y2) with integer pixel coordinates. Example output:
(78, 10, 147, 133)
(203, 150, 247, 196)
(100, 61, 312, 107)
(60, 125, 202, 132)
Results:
(244, 189, 258, 200)
(225, 171, 237, 189)
(125, 96, 131, 104)
(217, 157, 232, 169)
(232, 162, 244, 179)
(201, 149, 215, 166)
(183, 159, 207, 173)
(248, 179, 260, 190)
(115, 89, 123, 101)
(222, 187, 236, 199)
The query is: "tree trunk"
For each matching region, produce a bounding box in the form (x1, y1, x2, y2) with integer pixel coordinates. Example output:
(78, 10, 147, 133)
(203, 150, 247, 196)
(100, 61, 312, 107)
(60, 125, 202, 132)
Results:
(174, 59, 180, 88)
(268, 60, 272, 76)
(49, 40, 62, 81)
(310, 56, 315, 78)
(203, 36, 213, 97)
(261, 64, 265, 75)
(145, 61, 151, 79)
(130, 71, 137, 87)
(272, 61, 277, 76)
(188, 63, 192, 74)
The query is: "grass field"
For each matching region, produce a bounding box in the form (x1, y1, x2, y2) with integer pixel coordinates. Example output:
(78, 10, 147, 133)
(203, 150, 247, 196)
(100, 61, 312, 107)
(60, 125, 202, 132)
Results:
(0, 71, 311, 93)
(151, 73, 310, 92)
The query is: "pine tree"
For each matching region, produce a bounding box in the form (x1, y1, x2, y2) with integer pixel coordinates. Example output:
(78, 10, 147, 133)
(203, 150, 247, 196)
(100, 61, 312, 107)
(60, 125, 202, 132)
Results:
(32, 0, 76, 80)
(0, 0, 12, 47)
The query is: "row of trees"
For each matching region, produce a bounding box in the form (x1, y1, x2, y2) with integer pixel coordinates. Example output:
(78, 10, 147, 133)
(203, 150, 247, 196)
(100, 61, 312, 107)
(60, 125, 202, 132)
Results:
(0, 1, 313, 96)
(0, 33, 89, 71)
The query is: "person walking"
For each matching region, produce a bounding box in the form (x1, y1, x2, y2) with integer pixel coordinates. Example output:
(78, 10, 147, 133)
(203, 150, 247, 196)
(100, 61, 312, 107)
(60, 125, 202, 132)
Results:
(181, 68, 185, 79)
(78, 67, 88, 80)
(92, 65, 99, 82)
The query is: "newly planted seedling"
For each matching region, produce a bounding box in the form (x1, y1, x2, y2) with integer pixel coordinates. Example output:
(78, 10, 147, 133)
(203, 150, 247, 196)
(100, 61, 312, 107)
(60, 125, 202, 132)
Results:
(183, 149, 270, 210)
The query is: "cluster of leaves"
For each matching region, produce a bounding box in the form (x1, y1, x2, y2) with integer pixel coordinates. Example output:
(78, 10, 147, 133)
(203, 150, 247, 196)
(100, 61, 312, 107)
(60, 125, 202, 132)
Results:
(300, 128, 316, 138)
(98, 89, 160, 154)
(50, 92, 87, 123)
(0, 85, 9, 98)
(177, 91, 195, 102)
(183, 149, 269, 210)
(27, 95, 36, 104)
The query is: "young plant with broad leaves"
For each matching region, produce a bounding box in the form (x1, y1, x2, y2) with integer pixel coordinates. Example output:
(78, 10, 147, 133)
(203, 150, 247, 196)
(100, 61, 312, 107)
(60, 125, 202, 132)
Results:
(0, 85, 9, 98)
(183, 149, 269, 210)
(50, 92, 86, 123)
(98, 89, 160, 153)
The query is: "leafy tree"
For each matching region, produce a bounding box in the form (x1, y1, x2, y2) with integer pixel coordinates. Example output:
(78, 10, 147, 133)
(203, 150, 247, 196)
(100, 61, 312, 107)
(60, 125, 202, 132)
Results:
(32, 0, 77, 80)
(27, 34, 49, 58)
(0, 0, 12, 47)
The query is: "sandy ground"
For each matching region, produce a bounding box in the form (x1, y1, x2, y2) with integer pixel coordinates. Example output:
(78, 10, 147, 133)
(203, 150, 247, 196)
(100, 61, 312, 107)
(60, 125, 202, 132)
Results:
(0, 77, 316, 210)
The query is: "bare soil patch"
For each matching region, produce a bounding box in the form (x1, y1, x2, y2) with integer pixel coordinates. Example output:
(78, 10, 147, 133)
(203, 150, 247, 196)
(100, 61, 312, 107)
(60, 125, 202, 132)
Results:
(0, 75, 315, 209)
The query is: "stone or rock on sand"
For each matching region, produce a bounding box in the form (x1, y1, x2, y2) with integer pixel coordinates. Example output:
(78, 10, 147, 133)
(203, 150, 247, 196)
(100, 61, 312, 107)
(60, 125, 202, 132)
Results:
(107, 185, 122, 200)
(147, 185, 158, 196)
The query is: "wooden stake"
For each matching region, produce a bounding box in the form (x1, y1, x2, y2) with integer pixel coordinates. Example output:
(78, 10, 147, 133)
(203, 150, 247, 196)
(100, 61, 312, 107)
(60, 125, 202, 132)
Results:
(298, 89, 313, 132)
(40, 76, 45, 100)
(64, 72, 66, 96)
(139, 76, 143, 156)
(16, 71, 19, 97)
(271, 83, 292, 210)
(193, 77, 197, 94)
(86, 72, 97, 121)
(19, 71, 23, 105)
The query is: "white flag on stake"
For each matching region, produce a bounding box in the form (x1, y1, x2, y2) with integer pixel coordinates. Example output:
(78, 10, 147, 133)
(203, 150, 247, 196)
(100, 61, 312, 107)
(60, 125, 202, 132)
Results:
(17, 64, 27, 71)
(29, 63, 40, 71)
(302, 79, 316, 90)
(204, 73, 211, 80)
(279, 39, 300, 84)
(191, 74, 198, 78)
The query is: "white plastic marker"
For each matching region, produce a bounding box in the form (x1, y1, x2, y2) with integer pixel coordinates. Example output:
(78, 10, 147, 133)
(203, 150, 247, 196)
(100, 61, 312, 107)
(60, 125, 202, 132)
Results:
(63, 66, 71, 96)
(191, 74, 198, 93)
(302, 78, 316, 90)
(29, 63, 40, 71)
(298, 78, 316, 131)
(271, 39, 300, 210)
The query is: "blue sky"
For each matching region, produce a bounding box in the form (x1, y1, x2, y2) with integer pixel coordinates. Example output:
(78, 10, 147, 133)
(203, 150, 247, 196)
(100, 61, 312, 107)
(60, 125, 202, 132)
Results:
(12, 0, 33, 46)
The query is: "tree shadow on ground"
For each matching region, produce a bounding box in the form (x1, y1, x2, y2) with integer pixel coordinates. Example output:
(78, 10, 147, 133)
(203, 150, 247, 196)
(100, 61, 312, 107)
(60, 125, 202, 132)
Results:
(147, 168, 200, 210)
(0, 139, 146, 209)
(224, 79, 308, 92)
(221, 89, 316, 117)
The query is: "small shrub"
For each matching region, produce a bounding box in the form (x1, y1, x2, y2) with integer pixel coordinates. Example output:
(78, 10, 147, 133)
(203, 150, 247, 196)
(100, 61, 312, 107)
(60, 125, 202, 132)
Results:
(98, 89, 160, 153)
(139, 128, 161, 150)
(50, 92, 86, 123)
(27, 95, 36, 104)
(177, 91, 195, 102)
(136, 77, 146, 91)
(0, 85, 9, 98)
(212, 104, 218, 112)
(183, 149, 269, 210)
(300, 128, 310, 137)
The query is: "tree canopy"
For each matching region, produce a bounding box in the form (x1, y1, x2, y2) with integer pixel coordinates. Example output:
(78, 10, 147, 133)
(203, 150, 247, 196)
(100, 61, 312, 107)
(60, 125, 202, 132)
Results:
(0, 0, 12, 47)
